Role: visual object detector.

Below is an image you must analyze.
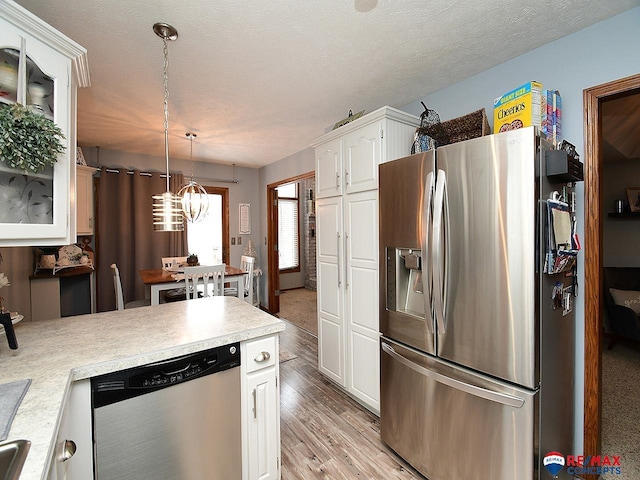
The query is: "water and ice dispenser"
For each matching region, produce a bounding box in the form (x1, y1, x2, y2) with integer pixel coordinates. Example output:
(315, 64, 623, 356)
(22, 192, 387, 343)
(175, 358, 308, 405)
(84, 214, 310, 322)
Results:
(386, 247, 426, 318)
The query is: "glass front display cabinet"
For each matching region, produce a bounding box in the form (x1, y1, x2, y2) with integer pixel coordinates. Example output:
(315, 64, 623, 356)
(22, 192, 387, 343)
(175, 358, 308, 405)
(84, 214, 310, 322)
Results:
(0, 2, 89, 246)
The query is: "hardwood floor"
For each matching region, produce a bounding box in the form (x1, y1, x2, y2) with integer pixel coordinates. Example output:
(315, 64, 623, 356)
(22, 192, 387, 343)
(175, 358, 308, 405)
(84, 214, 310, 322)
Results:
(278, 320, 424, 479)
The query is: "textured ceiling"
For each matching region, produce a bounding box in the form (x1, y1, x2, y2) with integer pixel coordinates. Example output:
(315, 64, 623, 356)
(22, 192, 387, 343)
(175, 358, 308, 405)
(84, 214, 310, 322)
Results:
(12, 0, 640, 167)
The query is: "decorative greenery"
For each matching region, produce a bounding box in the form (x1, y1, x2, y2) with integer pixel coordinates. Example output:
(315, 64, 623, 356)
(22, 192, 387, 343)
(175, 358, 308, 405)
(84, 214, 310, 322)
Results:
(0, 103, 65, 174)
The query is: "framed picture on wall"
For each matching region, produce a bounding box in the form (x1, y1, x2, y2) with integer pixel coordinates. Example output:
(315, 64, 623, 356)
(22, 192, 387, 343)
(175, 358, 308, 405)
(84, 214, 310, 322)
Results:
(239, 203, 250, 234)
(626, 187, 640, 212)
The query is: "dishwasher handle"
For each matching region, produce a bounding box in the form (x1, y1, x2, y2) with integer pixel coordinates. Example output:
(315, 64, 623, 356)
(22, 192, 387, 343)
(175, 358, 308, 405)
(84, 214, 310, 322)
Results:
(161, 363, 193, 376)
(92, 342, 241, 409)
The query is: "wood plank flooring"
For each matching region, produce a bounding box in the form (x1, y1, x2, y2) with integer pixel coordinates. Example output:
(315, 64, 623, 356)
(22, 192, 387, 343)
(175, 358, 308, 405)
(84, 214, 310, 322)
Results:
(278, 320, 424, 479)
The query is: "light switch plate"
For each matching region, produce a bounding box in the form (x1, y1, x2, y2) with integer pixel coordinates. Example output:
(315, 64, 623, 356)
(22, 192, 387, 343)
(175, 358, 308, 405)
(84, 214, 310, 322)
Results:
(237, 237, 242, 245)
(231, 237, 236, 245)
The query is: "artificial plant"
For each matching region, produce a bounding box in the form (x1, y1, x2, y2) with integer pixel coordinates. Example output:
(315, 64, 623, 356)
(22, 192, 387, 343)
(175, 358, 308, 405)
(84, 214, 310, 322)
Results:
(0, 103, 65, 174)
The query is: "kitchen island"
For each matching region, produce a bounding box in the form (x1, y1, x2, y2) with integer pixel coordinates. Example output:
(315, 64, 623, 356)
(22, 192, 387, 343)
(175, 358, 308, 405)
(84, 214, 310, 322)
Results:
(0, 296, 284, 480)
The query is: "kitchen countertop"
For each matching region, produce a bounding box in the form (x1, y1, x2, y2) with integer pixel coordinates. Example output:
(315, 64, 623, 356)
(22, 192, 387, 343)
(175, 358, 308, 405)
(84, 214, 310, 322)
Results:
(0, 296, 285, 480)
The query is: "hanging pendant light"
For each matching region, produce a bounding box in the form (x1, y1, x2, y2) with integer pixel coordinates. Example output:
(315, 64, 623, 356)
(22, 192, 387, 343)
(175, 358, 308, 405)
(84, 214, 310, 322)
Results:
(178, 132, 209, 222)
(152, 22, 183, 232)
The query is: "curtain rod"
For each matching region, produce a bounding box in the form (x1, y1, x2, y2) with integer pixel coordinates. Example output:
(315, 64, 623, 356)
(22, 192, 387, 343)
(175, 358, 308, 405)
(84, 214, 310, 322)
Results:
(193, 176, 240, 184)
(104, 168, 160, 177)
(193, 163, 240, 184)
(102, 169, 240, 184)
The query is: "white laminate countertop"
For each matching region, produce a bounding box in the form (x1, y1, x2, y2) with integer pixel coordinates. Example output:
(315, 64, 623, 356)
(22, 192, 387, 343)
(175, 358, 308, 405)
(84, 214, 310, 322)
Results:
(0, 296, 285, 480)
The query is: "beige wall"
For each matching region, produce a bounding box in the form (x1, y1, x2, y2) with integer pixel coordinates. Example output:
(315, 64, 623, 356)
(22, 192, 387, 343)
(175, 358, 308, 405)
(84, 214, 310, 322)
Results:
(0, 247, 34, 321)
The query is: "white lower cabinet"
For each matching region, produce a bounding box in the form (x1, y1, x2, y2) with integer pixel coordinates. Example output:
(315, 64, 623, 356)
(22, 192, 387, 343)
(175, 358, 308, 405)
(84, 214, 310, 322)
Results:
(344, 190, 380, 411)
(44, 337, 281, 480)
(317, 190, 380, 413)
(316, 196, 345, 387)
(242, 335, 281, 480)
(47, 379, 93, 480)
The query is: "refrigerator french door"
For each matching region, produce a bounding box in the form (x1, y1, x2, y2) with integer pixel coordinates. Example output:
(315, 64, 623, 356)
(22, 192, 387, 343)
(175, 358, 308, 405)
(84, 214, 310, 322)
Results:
(379, 127, 575, 480)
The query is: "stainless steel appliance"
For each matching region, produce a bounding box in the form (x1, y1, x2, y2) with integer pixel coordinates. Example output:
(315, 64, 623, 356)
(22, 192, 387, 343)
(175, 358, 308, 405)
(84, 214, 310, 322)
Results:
(379, 127, 578, 480)
(91, 343, 241, 480)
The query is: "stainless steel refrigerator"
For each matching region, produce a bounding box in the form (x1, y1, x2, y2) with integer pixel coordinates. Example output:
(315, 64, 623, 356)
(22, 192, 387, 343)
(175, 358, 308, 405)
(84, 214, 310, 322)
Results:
(379, 127, 578, 480)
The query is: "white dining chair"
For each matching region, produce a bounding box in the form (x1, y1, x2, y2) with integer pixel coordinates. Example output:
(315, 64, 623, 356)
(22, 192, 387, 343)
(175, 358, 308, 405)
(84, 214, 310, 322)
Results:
(161, 256, 188, 270)
(183, 264, 226, 299)
(224, 255, 255, 304)
(111, 263, 151, 310)
(161, 256, 189, 302)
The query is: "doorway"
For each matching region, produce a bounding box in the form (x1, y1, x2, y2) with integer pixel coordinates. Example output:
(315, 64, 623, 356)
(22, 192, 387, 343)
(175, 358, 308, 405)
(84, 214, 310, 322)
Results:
(266, 171, 315, 315)
(583, 73, 640, 465)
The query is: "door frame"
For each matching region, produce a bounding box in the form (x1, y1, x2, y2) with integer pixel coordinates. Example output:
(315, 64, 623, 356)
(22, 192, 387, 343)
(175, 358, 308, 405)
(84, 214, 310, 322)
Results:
(266, 171, 314, 314)
(583, 73, 640, 465)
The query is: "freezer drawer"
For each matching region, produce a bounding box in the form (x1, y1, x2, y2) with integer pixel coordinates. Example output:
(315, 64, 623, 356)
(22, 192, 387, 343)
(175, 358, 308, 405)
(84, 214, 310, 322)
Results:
(380, 338, 538, 480)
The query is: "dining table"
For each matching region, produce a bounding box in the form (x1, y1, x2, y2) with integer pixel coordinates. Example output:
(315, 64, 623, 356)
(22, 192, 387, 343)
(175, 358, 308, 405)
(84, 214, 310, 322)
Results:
(139, 265, 247, 306)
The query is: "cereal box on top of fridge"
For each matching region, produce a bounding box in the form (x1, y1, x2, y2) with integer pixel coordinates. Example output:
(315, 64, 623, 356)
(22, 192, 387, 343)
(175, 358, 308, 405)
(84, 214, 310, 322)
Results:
(542, 89, 562, 146)
(493, 81, 543, 133)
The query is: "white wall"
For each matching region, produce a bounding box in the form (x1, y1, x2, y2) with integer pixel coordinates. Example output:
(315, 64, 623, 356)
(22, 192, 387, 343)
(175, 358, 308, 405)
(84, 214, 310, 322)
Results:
(400, 6, 640, 454)
(82, 147, 262, 269)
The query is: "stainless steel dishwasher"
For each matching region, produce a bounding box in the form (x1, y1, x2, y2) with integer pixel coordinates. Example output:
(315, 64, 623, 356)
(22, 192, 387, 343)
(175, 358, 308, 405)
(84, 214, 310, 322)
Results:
(91, 343, 241, 480)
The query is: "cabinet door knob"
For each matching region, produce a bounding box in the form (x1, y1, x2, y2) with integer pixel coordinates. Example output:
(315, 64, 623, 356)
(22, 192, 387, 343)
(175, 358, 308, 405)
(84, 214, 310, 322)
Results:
(61, 439, 76, 462)
(254, 351, 271, 363)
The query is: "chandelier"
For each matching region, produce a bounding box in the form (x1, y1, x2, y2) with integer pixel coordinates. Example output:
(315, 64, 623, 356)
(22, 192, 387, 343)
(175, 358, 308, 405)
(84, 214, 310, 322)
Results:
(151, 22, 183, 232)
(178, 132, 209, 222)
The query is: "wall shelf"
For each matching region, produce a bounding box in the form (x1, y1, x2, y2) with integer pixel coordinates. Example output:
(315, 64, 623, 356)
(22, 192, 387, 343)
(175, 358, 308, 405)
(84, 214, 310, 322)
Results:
(607, 212, 640, 219)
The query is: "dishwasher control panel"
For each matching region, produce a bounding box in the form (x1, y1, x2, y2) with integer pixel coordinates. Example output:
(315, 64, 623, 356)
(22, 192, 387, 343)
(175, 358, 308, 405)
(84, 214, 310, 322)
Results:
(91, 342, 240, 408)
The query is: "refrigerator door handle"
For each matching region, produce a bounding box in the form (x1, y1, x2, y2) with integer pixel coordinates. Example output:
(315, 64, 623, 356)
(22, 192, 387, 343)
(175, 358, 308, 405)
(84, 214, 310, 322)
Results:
(381, 342, 525, 408)
(422, 170, 435, 333)
(432, 169, 447, 333)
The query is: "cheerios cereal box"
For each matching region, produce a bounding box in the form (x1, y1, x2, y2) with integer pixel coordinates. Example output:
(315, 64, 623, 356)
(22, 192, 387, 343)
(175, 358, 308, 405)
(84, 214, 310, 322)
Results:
(493, 81, 543, 133)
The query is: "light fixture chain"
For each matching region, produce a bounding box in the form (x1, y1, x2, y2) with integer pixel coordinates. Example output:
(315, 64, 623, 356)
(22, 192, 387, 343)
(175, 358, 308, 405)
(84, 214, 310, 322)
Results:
(162, 36, 170, 192)
(152, 22, 183, 232)
(190, 133, 194, 181)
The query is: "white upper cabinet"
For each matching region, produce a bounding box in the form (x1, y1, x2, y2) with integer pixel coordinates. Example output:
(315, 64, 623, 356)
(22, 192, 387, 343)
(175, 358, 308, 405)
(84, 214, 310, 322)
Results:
(343, 121, 382, 194)
(0, 0, 90, 246)
(315, 137, 342, 199)
(313, 106, 419, 200)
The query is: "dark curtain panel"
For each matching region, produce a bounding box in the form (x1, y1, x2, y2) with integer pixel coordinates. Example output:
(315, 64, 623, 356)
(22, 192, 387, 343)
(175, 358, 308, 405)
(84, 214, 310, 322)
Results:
(96, 168, 186, 312)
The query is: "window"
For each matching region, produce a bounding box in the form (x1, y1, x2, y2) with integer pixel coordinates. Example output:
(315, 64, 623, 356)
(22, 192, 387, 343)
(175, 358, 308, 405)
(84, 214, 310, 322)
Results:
(277, 182, 299, 271)
(186, 187, 229, 266)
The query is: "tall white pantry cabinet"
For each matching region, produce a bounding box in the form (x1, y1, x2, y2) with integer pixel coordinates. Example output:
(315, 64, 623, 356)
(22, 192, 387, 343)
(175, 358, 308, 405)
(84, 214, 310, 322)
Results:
(312, 106, 418, 413)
